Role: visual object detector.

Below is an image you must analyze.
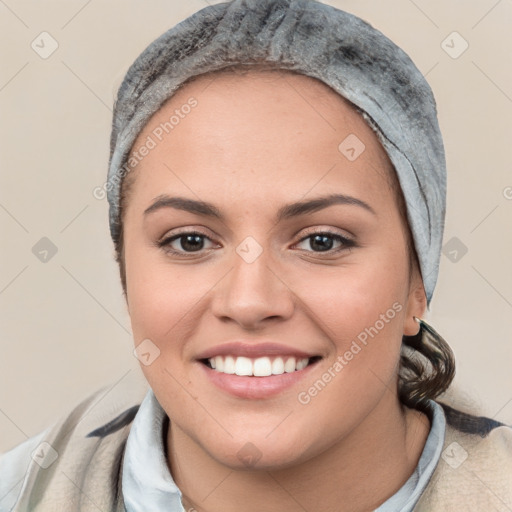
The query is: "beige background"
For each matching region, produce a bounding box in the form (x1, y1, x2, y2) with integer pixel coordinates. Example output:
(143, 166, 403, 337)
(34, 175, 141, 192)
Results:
(1, 0, 511, 454)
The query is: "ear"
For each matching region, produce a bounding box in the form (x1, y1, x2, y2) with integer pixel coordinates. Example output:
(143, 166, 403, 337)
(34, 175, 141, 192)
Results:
(403, 267, 427, 336)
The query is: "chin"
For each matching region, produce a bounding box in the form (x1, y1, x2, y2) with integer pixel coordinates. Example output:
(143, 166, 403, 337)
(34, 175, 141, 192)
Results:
(196, 429, 317, 472)
(214, 444, 312, 472)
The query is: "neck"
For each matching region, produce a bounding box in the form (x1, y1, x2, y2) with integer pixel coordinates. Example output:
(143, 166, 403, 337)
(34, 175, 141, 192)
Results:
(167, 392, 431, 512)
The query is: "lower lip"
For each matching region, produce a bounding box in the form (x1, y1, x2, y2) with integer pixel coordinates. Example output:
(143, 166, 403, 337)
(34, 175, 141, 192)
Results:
(197, 360, 320, 399)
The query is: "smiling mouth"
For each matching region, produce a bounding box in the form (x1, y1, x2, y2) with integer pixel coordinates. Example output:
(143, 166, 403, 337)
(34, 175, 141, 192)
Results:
(200, 355, 322, 377)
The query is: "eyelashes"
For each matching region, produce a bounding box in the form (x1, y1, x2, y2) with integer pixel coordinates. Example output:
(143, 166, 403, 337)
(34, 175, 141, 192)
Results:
(295, 231, 356, 253)
(158, 231, 216, 255)
(156, 229, 356, 258)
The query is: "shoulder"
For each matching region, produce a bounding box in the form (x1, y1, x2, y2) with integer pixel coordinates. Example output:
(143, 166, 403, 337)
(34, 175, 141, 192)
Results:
(0, 428, 51, 512)
(415, 401, 512, 511)
(0, 378, 148, 512)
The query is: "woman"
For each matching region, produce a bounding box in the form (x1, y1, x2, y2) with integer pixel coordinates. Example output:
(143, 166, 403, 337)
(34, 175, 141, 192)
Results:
(1, 0, 511, 511)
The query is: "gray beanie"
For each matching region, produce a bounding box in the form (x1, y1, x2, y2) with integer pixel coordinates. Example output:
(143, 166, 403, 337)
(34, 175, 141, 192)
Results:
(107, 0, 446, 306)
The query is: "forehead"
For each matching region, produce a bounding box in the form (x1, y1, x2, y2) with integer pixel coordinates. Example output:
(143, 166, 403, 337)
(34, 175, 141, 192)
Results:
(151, 68, 370, 132)
(125, 68, 395, 206)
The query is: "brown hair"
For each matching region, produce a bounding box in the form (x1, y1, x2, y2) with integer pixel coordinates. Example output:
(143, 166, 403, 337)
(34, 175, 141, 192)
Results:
(113, 65, 455, 410)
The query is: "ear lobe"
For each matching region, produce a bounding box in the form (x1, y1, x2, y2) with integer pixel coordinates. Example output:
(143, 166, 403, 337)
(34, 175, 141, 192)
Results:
(403, 278, 427, 336)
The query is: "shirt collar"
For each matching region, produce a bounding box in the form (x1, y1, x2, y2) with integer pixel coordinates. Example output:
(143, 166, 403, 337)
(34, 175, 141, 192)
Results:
(122, 388, 185, 512)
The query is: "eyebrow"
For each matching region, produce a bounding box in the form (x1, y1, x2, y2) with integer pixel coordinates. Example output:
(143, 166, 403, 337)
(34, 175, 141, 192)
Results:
(143, 193, 377, 221)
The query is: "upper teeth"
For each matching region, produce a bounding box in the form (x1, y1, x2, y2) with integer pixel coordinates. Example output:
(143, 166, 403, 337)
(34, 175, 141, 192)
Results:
(208, 356, 309, 376)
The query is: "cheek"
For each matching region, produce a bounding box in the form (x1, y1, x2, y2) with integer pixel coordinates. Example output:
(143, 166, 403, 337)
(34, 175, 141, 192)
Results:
(127, 256, 205, 345)
(293, 271, 407, 432)
(291, 253, 408, 396)
(126, 258, 207, 408)
(298, 248, 408, 333)
(125, 241, 224, 390)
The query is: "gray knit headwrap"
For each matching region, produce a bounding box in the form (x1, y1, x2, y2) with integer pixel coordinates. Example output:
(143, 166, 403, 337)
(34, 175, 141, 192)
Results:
(107, 0, 446, 306)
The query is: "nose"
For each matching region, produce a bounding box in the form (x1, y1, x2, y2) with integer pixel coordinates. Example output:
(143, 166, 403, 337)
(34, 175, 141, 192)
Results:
(210, 246, 295, 330)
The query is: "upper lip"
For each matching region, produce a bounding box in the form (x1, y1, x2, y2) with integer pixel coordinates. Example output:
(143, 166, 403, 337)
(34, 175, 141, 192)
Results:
(195, 342, 320, 361)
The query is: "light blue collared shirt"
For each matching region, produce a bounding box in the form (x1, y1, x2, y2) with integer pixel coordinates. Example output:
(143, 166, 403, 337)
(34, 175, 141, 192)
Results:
(122, 390, 446, 512)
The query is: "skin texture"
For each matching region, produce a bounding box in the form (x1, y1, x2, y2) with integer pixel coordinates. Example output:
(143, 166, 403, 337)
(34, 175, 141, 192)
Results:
(122, 70, 430, 512)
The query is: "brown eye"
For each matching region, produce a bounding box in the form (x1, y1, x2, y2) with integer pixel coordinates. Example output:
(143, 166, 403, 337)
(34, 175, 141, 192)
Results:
(158, 231, 216, 256)
(295, 231, 356, 254)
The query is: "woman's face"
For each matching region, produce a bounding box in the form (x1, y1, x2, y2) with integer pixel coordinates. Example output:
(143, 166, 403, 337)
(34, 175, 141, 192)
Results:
(122, 70, 426, 470)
